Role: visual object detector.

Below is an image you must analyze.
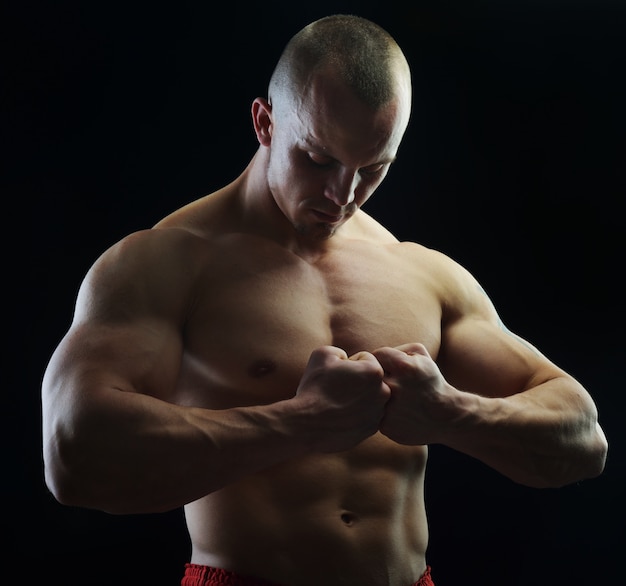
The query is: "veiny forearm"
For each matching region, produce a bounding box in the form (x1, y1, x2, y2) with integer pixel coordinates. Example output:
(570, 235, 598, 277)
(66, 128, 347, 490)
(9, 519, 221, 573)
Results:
(441, 377, 608, 488)
(43, 388, 309, 514)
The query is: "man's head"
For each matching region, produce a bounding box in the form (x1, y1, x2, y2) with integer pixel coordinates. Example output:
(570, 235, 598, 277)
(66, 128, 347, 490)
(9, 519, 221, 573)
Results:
(268, 14, 411, 113)
(252, 15, 412, 241)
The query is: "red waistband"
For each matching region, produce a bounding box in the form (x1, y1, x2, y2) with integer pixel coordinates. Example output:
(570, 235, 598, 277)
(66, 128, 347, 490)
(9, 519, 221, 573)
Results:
(181, 564, 434, 586)
(182, 565, 280, 586)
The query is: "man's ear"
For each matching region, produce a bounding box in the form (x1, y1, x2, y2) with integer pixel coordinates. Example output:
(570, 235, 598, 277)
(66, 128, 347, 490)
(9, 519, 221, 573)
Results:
(252, 98, 273, 146)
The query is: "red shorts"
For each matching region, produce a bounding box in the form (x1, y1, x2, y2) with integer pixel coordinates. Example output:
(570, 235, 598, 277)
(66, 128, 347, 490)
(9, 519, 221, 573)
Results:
(181, 563, 434, 586)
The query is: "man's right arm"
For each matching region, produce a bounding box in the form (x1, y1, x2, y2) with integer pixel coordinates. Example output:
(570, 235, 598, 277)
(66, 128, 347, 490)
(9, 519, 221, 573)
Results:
(43, 335, 389, 514)
(42, 322, 309, 514)
(42, 231, 390, 514)
(41, 229, 291, 514)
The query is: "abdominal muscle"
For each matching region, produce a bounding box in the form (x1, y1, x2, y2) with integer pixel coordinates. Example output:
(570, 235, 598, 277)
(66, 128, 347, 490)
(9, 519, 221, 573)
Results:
(185, 435, 429, 586)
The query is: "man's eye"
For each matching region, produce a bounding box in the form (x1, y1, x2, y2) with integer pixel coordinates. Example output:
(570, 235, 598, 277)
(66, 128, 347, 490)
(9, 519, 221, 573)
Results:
(360, 164, 384, 176)
(308, 152, 332, 166)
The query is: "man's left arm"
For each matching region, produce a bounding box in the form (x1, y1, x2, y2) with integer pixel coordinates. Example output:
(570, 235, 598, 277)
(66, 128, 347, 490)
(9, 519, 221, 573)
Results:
(373, 271, 608, 488)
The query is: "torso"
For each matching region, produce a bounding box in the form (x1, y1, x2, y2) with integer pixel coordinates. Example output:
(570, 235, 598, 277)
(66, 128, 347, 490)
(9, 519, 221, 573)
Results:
(156, 188, 445, 586)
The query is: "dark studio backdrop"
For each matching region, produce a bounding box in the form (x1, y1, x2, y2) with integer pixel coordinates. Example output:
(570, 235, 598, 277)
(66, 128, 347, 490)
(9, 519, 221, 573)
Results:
(5, 0, 624, 584)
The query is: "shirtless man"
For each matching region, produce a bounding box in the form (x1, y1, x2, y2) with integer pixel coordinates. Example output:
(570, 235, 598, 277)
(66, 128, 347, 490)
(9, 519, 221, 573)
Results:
(41, 14, 607, 586)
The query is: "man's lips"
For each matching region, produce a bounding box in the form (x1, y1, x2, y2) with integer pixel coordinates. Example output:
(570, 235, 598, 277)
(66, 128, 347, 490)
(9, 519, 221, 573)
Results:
(311, 209, 344, 223)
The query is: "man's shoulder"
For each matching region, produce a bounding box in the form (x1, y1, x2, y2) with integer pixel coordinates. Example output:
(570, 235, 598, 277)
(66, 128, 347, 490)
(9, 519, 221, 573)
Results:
(109, 225, 212, 262)
(348, 213, 448, 264)
(154, 187, 231, 234)
(80, 225, 219, 309)
(349, 210, 399, 243)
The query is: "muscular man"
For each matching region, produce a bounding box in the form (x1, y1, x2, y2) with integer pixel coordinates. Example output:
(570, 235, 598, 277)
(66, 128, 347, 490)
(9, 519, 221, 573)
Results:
(41, 14, 607, 586)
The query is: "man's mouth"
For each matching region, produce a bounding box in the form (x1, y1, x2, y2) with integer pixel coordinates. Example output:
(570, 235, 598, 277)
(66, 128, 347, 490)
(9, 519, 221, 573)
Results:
(311, 209, 344, 223)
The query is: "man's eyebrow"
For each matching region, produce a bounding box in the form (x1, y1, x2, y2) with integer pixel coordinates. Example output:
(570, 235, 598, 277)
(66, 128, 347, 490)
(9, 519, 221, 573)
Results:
(375, 155, 397, 165)
(302, 138, 396, 166)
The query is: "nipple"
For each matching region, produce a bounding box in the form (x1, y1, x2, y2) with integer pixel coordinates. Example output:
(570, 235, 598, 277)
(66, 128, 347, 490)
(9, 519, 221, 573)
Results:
(247, 358, 277, 378)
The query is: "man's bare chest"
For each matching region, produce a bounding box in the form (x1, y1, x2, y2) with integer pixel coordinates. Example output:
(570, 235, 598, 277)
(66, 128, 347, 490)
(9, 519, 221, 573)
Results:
(179, 237, 442, 407)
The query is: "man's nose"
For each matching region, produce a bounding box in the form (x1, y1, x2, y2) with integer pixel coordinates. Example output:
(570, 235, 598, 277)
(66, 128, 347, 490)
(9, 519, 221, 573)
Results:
(324, 170, 357, 206)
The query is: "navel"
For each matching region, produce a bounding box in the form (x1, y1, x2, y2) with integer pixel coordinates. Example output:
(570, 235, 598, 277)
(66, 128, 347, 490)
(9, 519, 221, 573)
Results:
(247, 358, 277, 378)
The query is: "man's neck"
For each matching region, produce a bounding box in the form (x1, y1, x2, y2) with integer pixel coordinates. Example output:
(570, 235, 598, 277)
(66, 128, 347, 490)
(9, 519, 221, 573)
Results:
(236, 152, 344, 261)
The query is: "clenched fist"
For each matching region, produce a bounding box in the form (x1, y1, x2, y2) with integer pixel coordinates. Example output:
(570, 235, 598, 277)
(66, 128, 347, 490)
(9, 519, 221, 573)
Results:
(373, 343, 460, 445)
(294, 346, 391, 452)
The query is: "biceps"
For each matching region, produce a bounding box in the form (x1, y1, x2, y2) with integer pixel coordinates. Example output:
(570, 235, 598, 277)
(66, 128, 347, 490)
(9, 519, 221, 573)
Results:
(51, 320, 184, 401)
(437, 318, 557, 398)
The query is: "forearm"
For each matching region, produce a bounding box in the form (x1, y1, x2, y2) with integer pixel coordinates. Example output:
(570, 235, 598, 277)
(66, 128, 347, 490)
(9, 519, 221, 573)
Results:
(43, 344, 390, 515)
(441, 378, 608, 488)
(43, 390, 310, 514)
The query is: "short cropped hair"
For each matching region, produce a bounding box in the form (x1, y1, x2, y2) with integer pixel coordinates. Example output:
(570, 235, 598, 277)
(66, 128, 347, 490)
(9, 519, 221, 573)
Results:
(269, 14, 409, 110)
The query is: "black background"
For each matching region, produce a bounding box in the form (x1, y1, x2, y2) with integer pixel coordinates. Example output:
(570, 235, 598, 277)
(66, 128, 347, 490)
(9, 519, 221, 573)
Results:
(5, 0, 625, 584)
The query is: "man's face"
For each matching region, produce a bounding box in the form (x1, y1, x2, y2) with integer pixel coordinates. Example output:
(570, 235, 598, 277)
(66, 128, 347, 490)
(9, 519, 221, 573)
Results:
(265, 72, 410, 240)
